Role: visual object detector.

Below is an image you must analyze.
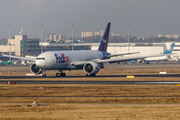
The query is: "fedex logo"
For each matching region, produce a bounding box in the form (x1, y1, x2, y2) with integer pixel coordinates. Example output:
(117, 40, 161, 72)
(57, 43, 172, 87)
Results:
(54, 54, 69, 63)
(103, 39, 107, 43)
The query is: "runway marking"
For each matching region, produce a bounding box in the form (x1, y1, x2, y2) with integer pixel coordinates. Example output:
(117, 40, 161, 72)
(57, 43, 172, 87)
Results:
(127, 76, 134, 78)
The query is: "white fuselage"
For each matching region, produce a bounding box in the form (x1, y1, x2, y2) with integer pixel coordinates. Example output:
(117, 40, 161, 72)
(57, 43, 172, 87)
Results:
(35, 50, 104, 70)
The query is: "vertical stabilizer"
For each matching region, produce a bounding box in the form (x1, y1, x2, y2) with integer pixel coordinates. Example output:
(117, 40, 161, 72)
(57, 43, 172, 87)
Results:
(163, 43, 175, 54)
(98, 22, 111, 52)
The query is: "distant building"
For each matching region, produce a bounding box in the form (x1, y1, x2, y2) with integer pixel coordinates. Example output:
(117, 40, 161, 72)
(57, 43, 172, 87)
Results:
(59, 35, 66, 41)
(53, 34, 59, 40)
(172, 35, 179, 39)
(94, 32, 100, 36)
(111, 34, 121, 37)
(158, 34, 179, 39)
(24, 38, 40, 56)
(158, 34, 164, 38)
(0, 35, 40, 57)
(49, 33, 66, 41)
(81, 30, 106, 39)
(49, 33, 56, 40)
(164, 35, 171, 38)
(81, 31, 93, 39)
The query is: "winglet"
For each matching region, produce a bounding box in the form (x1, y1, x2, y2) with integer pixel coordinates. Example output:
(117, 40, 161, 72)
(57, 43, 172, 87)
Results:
(98, 22, 111, 52)
(163, 43, 175, 54)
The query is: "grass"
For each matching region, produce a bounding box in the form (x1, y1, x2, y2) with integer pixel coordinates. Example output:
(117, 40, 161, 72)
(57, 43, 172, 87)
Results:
(0, 104, 180, 120)
(0, 84, 180, 103)
(0, 84, 179, 119)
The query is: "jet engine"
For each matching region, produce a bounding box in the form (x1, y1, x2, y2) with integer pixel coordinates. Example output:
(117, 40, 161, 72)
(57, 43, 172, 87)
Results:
(30, 64, 43, 75)
(83, 62, 100, 76)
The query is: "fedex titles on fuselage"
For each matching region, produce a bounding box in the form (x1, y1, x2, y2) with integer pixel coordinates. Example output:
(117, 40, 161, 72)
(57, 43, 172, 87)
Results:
(54, 54, 69, 63)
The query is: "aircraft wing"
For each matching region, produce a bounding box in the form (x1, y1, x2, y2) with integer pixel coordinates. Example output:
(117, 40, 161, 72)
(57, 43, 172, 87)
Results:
(71, 55, 147, 66)
(97, 56, 147, 64)
(71, 53, 175, 66)
(2, 54, 36, 61)
(107, 52, 139, 58)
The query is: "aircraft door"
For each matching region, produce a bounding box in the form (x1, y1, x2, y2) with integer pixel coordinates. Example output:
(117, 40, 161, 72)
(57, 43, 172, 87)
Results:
(45, 54, 56, 68)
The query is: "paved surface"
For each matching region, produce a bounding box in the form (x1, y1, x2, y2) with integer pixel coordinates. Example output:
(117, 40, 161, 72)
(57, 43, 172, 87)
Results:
(1, 80, 180, 85)
(0, 73, 180, 79)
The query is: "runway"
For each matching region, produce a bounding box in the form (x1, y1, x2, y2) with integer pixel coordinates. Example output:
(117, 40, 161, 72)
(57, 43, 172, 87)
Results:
(0, 73, 180, 79)
(1, 80, 180, 85)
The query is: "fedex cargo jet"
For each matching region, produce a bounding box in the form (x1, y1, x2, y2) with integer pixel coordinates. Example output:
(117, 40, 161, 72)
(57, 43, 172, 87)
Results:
(3, 22, 167, 77)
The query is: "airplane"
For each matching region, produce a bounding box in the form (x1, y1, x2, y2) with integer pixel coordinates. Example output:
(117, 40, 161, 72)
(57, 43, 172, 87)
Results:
(135, 43, 175, 64)
(2, 22, 167, 77)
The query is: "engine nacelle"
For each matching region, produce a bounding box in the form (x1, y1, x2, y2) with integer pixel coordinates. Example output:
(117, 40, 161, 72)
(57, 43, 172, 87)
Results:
(83, 62, 100, 75)
(30, 64, 43, 75)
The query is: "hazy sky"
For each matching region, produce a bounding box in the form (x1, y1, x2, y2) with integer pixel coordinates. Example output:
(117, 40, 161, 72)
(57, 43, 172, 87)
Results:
(1, 0, 180, 39)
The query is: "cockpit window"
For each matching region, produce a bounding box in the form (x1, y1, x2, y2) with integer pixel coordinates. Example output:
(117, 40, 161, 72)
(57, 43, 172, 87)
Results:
(36, 58, 45, 60)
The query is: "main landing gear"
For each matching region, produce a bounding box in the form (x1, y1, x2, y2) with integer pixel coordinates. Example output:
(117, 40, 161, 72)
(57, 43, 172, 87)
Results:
(56, 73, 66, 77)
(56, 70, 66, 77)
(42, 72, 47, 77)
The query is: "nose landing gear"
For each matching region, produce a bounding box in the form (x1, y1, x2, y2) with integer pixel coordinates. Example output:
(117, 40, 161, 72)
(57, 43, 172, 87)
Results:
(42, 70, 47, 77)
(42, 73, 47, 77)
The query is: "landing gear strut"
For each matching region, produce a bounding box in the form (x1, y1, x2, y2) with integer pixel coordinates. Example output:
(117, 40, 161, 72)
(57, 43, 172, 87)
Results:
(42, 72, 47, 77)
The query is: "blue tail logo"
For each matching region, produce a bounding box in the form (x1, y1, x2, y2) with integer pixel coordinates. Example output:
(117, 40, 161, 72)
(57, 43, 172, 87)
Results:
(98, 22, 111, 52)
(163, 43, 175, 54)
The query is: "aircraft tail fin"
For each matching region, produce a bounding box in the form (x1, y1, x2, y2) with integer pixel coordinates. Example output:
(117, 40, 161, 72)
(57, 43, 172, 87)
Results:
(163, 43, 175, 54)
(98, 22, 111, 52)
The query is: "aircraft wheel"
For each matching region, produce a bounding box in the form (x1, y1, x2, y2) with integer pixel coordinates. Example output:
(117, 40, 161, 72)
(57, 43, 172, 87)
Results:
(90, 74, 96, 77)
(56, 73, 61, 77)
(61, 73, 66, 77)
(42, 73, 46, 77)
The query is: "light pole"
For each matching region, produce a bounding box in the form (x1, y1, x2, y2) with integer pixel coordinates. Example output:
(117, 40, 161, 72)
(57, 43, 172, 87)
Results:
(8, 24, 12, 61)
(40, 24, 44, 53)
(71, 24, 74, 51)
(127, 25, 130, 53)
(99, 25, 103, 42)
